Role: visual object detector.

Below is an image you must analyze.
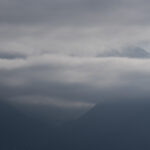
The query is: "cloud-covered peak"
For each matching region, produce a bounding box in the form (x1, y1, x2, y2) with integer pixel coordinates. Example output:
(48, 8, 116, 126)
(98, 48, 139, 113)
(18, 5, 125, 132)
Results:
(97, 47, 150, 58)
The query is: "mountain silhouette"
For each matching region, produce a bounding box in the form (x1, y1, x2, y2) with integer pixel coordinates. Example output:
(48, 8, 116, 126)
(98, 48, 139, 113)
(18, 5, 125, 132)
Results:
(58, 100, 150, 150)
(1, 100, 150, 150)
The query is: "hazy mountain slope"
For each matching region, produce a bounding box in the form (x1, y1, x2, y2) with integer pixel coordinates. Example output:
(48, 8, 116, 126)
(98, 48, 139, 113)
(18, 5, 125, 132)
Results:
(2, 100, 150, 150)
(0, 100, 58, 150)
(60, 100, 150, 150)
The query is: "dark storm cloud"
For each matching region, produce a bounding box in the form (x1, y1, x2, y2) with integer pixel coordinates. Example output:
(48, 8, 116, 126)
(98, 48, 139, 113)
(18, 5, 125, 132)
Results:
(0, 51, 26, 59)
(0, 0, 150, 26)
(0, 0, 113, 25)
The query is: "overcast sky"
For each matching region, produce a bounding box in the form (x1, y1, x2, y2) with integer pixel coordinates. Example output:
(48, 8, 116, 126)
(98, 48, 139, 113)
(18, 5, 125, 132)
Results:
(1, 0, 150, 110)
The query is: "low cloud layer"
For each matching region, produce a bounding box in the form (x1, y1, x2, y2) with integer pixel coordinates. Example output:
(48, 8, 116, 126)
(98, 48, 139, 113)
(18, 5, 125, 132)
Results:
(1, 54, 150, 108)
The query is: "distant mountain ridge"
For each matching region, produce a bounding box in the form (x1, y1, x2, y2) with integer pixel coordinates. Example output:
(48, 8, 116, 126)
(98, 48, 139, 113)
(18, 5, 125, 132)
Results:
(97, 47, 150, 58)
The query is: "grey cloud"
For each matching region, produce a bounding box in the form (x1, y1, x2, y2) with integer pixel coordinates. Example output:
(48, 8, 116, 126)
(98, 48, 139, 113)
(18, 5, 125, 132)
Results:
(0, 0, 150, 26)
(1, 0, 150, 114)
(1, 0, 150, 59)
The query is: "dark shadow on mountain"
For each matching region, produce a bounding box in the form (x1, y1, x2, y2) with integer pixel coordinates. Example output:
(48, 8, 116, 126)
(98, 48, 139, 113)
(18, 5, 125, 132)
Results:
(59, 99, 150, 150)
(0, 100, 59, 150)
